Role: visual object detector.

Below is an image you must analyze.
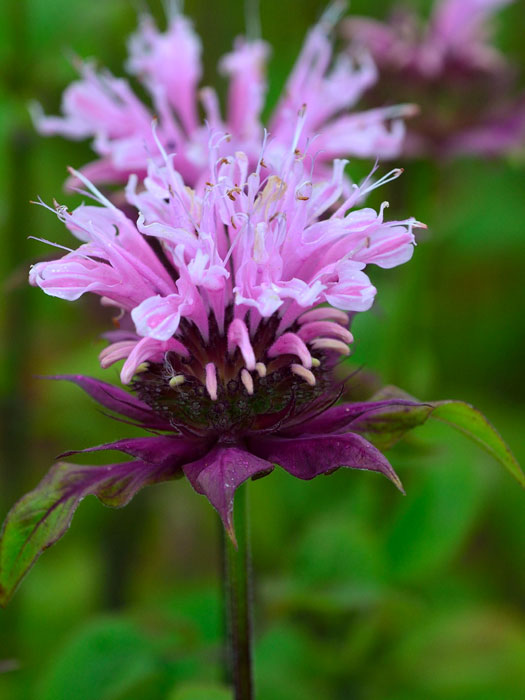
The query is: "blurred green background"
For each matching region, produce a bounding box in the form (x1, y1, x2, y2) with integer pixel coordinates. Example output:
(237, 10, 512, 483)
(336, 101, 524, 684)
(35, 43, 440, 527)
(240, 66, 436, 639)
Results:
(1, 0, 524, 698)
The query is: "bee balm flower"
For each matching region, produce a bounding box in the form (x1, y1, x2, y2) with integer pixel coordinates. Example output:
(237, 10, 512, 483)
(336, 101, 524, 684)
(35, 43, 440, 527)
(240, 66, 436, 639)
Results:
(34, 7, 411, 189)
(344, 0, 525, 157)
(26, 125, 421, 543)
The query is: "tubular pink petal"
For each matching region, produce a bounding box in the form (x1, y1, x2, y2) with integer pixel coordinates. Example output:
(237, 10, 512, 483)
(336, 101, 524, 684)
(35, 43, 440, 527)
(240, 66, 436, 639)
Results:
(227, 319, 256, 370)
(120, 338, 162, 384)
(297, 321, 353, 344)
(267, 333, 312, 368)
(127, 14, 202, 134)
(220, 38, 269, 139)
(131, 295, 184, 341)
(298, 307, 350, 325)
(120, 337, 189, 384)
(99, 341, 137, 369)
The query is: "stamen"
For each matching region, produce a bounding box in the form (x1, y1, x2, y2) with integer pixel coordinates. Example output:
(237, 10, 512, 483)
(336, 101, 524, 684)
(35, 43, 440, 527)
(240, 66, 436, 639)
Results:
(244, 0, 261, 40)
(295, 180, 312, 201)
(311, 358, 321, 367)
(310, 338, 351, 355)
(135, 363, 150, 373)
(291, 104, 308, 154)
(151, 117, 170, 164)
(255, 362, 267, 378)
(67, 167, 117, 211)
(298, 307, 350, 326)
(291, 364, 316, 386)
(255, 129, 269, 178)
(319, 0, 347, 31)
(205, 362, 218, 401)
(169, 375, 186, 388)
(240, 369, 254, 395)
(227, 319, 256, 370)
(100, 297, 123, 309)
(164, 0, 183, 21)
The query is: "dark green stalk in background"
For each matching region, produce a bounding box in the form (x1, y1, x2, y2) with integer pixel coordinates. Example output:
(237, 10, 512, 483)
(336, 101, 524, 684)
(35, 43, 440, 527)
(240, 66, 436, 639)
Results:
(1, 0, 34, 509)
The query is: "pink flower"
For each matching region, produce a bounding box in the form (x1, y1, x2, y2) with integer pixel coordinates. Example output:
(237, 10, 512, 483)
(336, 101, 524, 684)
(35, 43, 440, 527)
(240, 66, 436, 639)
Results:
(30, 127, 420, 388)
(34, 8, 411, 188)
(12, 118, 425, 576)
(2, 10, 521, 607)
(344, 0, 525, 157)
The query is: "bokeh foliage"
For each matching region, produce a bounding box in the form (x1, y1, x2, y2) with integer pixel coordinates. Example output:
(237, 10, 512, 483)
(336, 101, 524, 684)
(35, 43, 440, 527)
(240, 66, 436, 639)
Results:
(0, 0, 524, 698)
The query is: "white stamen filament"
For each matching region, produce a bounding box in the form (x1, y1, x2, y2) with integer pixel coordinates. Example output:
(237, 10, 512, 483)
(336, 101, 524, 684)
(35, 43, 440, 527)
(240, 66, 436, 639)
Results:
(151, 117, 170, 164)
(362, 168, 404, 197)
(67, 167, 117, 211)
(291, 104, 307, 154)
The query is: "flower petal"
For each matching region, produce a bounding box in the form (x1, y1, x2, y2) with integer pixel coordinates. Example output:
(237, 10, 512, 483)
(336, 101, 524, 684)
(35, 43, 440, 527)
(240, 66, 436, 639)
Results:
(183, 447, 274, 542)
(59, 435, 208, 469)
(248, 432, 403, 491)
(45, 375, 171, 430)
(282, 398, 429, 442)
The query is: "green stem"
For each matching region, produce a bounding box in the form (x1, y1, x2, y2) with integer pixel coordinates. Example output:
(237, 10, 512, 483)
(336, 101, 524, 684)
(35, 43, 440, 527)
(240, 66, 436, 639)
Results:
(223, 484, 254, 699)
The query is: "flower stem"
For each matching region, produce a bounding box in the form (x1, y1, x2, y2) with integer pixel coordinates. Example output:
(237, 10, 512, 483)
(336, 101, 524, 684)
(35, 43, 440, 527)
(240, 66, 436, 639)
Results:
(223, 483, 254, 699)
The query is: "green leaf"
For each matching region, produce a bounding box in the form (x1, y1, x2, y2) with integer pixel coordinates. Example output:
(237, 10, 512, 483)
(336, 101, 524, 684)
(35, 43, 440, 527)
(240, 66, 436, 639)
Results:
(0, 459, 175, 606)
(429, 401, 525, 487)
(38, 617, 166, 700)
(369, 386, 525, 487)
(350, 402, 434, 451)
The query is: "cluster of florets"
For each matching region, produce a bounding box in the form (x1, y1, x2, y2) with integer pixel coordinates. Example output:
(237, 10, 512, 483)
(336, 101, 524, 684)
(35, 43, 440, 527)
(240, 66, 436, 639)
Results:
(22, 116, 424, 542)
(344, 0, 525, 157)
(0, 0, 523, 612)
(31, 121, 419, 413)
(33, 8, 412, 189)
(13, 5, 431, 547)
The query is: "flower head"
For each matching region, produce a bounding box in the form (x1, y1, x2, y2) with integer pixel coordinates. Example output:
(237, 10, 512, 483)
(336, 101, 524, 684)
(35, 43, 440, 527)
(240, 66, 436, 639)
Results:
(27, 125, 421, 540)
(1, 10, 522, 605)
(34, 7, 411, 188)
(344, 0, 525, 157)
